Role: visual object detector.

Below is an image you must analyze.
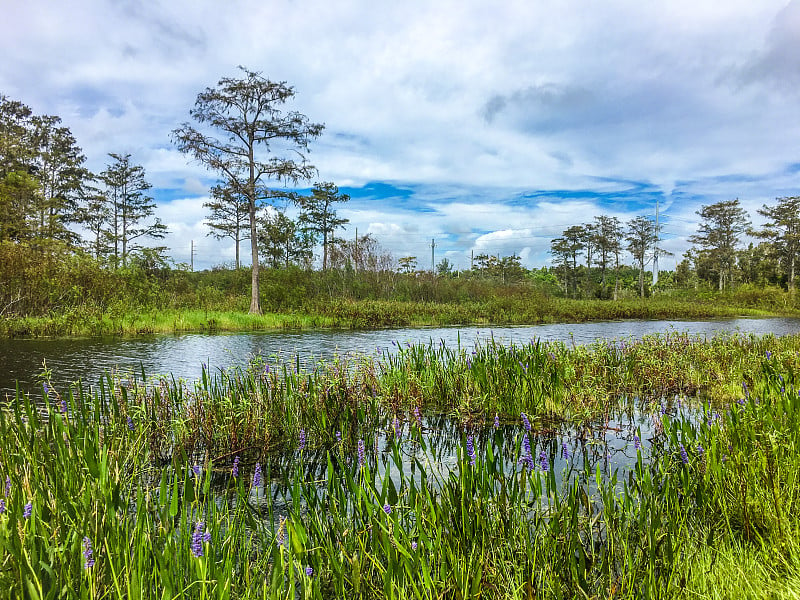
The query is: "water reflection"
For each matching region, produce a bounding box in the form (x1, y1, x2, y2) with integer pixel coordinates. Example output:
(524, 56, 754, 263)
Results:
(1, 317, 798, 397)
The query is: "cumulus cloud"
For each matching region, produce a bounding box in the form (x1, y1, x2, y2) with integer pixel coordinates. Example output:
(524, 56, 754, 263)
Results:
(1, 0, 797, 270)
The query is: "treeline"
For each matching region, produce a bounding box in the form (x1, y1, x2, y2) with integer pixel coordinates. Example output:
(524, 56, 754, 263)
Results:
(0, 95, 167, 267)
(550, 197, 800, 298)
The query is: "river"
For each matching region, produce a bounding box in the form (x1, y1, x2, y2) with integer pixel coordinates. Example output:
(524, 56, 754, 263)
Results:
(1, 316, 798, 397)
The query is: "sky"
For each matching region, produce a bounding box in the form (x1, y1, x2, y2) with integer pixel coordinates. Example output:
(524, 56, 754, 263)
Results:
(2, 0, 799, 271)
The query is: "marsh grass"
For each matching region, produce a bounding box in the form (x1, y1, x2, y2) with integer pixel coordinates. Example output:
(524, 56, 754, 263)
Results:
(1, 335, 800, 597)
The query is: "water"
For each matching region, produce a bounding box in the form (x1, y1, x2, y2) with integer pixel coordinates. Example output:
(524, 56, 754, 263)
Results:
(1, 317, 797, 397)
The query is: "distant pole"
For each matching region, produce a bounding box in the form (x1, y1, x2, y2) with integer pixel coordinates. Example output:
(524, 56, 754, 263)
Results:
(431, 238, 436, 272)
(471, 249, 474, 270)
(653, 200, 659, 286)
(191, 240, 195, 272)
(354, 227, 358, 272)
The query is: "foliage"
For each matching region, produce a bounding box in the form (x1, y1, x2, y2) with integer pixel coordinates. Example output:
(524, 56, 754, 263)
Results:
(171, 67, 324, 314)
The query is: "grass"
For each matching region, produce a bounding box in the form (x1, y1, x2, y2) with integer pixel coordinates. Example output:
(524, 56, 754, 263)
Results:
(0, 294, 789, 338)
(1, 334, 800, 597)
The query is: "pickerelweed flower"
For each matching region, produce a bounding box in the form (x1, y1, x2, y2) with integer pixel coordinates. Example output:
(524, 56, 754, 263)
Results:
(192, 464, 201, 477)
(60, 398, 68, 414)
(23, 501, 32, 518)
(521, 412, 531, 432)
(231, 456, 240, 478)
(466, 435, 476, 466)
(383, 503, 392, 515)
(127, 416, 134, 431)
(5, 476, 10, 496)
(494, 413, 500, 428)
(298, 429, 306, 450)
(305, 566, 313, 577)
(0, 499, 5, 514)
(357, 439, 366, 467)
(82, 537, 95, 569)
(519, 434, 535, 471)
(634, 434, 642, 450)
(538, 450, 549, 472)
(413, 405, 421, 423)
(335, 431, 342, 443)
(393, 416, 401, 437)
(765, 350, 772, 359)
(697, 445, 705, 458)
(561, 442, 570, 460)
(679, 444, 689, 465)
(411, 541, 418, 551)
(191, 521, 206, 557)
(252, 462, 262, 488)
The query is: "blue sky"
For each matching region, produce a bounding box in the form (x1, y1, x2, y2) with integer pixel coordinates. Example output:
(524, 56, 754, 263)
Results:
(2, 0, 799, 270)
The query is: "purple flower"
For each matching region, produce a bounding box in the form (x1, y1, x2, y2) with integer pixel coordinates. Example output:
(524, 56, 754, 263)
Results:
(358, 439, 366, 467)
(264, 364, 270, 374)
(466, 358, 472, 370)
(521, 412, 531, 432)
(466, 435, 476, 466)
(697, 445, 705, 458)
(413, 406, 421, 423)
(23, 501, 31, 519)
(252, 462, 262, 488)
(43, 382, 49, 396)
(765, 350, 772, 359)
(298, 429, 306, 451)
(0, 499, 5, 514)
(561, 442, 570, 460)
(232, 456, 240, 478)
(192, 464, 201, 477)
(82, 536, 95, 569)
(276, 528, 285, 547)
(305, 566, 313, 577)
(412, 541, 418, 550)
(335, 431, 342, 444)
(538, 450, 549, 472)
(127, 416, 134, 431)
(393, 416, 401, 437)
(519, 434, 535, 471)
(634, 434, 642, 450)
(494, 413, 500, 428)
(383, 503, 392, 515)
(679, 444, 689, 465)
(60, 398, 68, 414)
(191, 521, 206, 557)
(5, 476, 10, 496)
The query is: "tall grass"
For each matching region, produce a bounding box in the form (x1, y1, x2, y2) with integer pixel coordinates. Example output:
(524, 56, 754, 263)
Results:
(1, 336, 800, 597)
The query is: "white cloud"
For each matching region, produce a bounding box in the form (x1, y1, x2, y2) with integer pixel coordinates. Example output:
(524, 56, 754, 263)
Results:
(2, 0, 797, 270)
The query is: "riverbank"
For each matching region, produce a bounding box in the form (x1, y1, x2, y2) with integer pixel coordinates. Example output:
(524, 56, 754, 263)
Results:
(0, 295, 789, 338)
(0, 333, 798, 597)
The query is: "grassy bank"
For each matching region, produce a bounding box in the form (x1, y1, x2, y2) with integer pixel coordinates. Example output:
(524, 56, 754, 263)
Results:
(0, 295, 788, 338)
(0, 334, 799, 597)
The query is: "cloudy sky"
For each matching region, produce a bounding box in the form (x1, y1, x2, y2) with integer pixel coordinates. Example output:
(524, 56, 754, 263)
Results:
(2, 0, 799, 270)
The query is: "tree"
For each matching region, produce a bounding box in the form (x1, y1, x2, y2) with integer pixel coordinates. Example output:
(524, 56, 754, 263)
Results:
(258, 209, 314, 269)
(398, 256, 417, 273)
(296, 181, 349, 270)
(436, 257, 454, 276)
(754, 196, 800, 290)
(29, 114, 89, 243)
(592, 215, 622, 298)
(688, 199, 750, 291)
(626, 215, 658, 297)
(330, 233, 393, 272)
(204, 181, 250, 269)
(172, 67, 324, 314)
(100, 153, 167, 267)
(75, 179, 112, 260)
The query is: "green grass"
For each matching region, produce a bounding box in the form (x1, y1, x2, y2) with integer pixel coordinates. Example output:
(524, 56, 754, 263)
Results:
(1, 335, 800, 597)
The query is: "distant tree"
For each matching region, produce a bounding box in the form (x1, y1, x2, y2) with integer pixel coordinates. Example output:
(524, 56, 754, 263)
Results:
(29, 114, 89, 243)
(258, 209, 314, 269)
(578, 222, 597, 294)
(0, 95, 36, 177)
(398, 256, 417, 274)
(100, 153, 167, 267)
(551, 225, 584, 297)
(688, 199, 750, 290)
(296, 181, 349, 270)
(436, 257, 454, 276)
(0, 170, 37, 241)
(204, 181, 250, 269)
(754, 196, 800, 290)
(625, 215, 660, 297)
(330, 233, 393, 272)
(75, 179, 112, 260)
(592, 215, 622, 298)
(172, 67, 324, 314)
